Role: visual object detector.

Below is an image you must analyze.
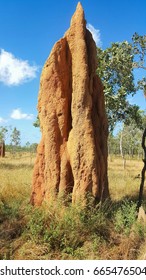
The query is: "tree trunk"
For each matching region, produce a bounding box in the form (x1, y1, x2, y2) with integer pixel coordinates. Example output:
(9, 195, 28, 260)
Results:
(120, 127, 126, 169)
(137, 128, 146, 210)
(0, 141, 5, 157)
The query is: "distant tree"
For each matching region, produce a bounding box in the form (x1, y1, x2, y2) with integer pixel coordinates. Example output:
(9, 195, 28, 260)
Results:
(0, 126, 8, 142)
(30, 143, 38, 153)
(108, 133, 119, 157)
(25, 141, 30, 149)
(118, 123, 142, 157)
(10, 127, 21, 153)
(140, 111, 146, 128)
(0, 126, 12, 156)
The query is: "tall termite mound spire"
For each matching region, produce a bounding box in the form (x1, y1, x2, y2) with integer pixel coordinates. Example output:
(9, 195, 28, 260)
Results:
(31, 2, 109, 206)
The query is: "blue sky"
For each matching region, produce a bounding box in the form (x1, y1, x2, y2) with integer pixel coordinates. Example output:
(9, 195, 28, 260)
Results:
(0, 0, 146, 145)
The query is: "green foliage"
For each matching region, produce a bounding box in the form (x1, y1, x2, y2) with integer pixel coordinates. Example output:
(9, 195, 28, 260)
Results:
(114, 199, 137, 235)
(0, 200, 20, 222)
(124, 106, 143, 128)
(132, 32, 146, 71)
(132, 33, 146, 96)
(26, 208, 46, 242)
(10, 127, 21, 154)
(134, 221, 146, 239)
(97, 33, 146, 131)
(25, 205, 80, 251)
(29, 143, 38, 153)
(24, 199, 109, 258)
(23, 142, 38, 153)
(108, 133, 120, 155)
(0, 126, 8, 142)
(33, 115, 40, 128)
(108, 111, 146, 157)
(117, 123, 142, 157)
(97, 42, 134, 95)
(10, 127, 21, 147)
(79, 199, 108, 238)
(97, 41, 136, 131)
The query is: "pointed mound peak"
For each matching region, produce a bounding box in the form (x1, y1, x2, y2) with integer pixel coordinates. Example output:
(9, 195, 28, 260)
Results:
(76, 2, 83, 11)
(71, 2, 85, 26)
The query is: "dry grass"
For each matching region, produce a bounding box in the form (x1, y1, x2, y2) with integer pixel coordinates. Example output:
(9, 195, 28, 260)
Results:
(108, 157, 143, 201)
(0, 152, 146, 260)
(0, 153, 34, 204)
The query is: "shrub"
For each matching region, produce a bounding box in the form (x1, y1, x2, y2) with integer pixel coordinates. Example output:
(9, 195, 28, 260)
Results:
(114, 199, 137, 235)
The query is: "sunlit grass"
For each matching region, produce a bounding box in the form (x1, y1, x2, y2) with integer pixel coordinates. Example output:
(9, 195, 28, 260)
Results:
(108, 157, 143, 201)
(0, 153, 35, 204)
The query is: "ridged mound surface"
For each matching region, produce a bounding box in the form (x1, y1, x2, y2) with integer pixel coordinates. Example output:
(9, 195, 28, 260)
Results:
(31, 2, 109, 205)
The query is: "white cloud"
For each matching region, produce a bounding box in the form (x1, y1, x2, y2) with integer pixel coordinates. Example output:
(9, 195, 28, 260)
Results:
(10, 109, 34, 120)
(0, 49, 38, 86)
(87, 23, 102, 47)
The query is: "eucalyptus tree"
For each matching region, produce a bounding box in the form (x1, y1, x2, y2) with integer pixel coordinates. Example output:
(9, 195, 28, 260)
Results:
(0, 126, 9, 142)
(97, 33, 146, 132)
(10, 127, 21, 154)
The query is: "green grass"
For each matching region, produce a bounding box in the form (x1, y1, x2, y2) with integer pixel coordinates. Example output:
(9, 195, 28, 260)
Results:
(0, 153, 146, 260)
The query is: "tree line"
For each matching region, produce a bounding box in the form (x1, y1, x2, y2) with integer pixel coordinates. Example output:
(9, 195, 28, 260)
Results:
(0, 126, 38, 154)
